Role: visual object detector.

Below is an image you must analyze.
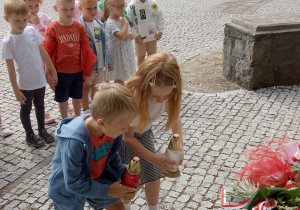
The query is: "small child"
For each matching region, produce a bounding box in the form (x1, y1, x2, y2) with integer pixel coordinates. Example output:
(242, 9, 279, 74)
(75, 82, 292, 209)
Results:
(119, 52, 184, 210)
(43, 0, 97, 119)
(2, 0, 57, 147)
(78, 0, 111, 114)
(0, 115, 13, 137)
(127, 0, 164, 67)
(48, 83, 138, 210)
(103, 0, 136, 85)
(24, 0, 56, 124)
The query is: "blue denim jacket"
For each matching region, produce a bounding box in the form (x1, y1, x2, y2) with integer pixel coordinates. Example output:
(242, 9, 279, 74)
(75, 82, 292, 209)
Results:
(79, 16, 111, 73)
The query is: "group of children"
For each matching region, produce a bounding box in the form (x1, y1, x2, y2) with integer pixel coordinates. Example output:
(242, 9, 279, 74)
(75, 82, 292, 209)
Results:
(2, 0, 184, 209)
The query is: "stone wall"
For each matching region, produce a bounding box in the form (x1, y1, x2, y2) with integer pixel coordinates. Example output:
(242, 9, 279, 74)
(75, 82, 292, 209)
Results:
(223, 14, 300, 90)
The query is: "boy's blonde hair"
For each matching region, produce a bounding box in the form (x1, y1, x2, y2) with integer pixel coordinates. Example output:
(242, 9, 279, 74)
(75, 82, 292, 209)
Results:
(78, 0, 97, 4)
(24, 0, 44, 3)
(91, 83, 138, 123)
(4, 0, 29, 17)
(126, 52, 182, 133)
(54, 0, 75, 5)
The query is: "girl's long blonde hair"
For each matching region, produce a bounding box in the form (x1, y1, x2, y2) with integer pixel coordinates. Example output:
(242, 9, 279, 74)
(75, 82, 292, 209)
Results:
(126, 52, 182, 133)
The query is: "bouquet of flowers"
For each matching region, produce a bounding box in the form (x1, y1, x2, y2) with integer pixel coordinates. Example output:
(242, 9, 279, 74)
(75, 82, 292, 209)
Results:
(221, 134, 300, 209)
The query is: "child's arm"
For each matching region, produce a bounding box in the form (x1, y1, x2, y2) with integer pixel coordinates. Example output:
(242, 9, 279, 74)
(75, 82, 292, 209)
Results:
(171, 117, 184, 164)
(5, 59, 26, 104)
(113, 17, 129, 41)
(155, 3, 164, 41)
(39, 44, 57, 85)
(29, 13, 52, 37)
(125, 32, 134, 40)
(123, 126, 177, 173)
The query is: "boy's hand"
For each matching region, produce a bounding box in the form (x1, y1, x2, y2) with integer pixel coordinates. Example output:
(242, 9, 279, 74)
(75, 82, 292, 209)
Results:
(155, 32, 163, 41)
(108, 64, 113, 71)
(29, 12, 40, 25)
(51, 70, 58, 85)
(14, 90, 26, 104)
(108, 181, 136, 199)
(135, 35, 143, 44)
(152, 153, 178, 174)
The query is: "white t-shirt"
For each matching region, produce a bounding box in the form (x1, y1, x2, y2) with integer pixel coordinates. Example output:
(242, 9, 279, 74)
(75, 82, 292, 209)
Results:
(86, 21, 104, 69)
(2, 26, 47, 90)
(132, 100, 167, 133)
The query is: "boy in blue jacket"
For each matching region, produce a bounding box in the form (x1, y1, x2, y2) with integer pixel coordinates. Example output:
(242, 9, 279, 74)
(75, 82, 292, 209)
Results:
(48, 83, 138, 210)
(78, 0, 112, 114)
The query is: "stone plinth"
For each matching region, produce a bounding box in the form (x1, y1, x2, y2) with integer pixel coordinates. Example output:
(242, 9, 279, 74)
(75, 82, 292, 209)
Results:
(223, 13, 300, 90)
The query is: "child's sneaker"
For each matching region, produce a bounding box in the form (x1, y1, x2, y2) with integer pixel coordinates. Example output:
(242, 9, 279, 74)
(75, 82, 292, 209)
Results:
(39, 130, 54, 143)
(82, 109, 91, 115)
(26, 134, 45, 147)
(45, 109, 55, 124)
(0, 123, 13, 137)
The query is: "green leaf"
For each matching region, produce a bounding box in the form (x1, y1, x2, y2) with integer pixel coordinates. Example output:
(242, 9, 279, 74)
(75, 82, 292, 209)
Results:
(291, 165, 300, 172)
(278, 187, 300, 200)
(245, 189, 263, 210)
(260, 187, 287, 198)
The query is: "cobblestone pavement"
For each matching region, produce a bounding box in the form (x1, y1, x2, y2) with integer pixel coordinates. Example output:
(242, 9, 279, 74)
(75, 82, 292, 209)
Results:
(1, 0, 300, 209)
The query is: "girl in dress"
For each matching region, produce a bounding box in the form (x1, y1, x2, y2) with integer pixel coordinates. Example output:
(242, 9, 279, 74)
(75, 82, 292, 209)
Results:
(103, 0, 136, 85)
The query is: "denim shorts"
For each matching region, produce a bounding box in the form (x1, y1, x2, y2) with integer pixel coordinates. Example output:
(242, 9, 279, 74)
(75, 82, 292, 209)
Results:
(53, 200, 85, 210)
(55, 72, 83, 102)
(86, 179, 121, 210)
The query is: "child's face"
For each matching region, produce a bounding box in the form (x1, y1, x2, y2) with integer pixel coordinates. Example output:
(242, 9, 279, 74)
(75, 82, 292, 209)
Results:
(100, 115, 135, 138)
(109, 0, 125, 17)
(5, 13, 28, 34)
(149, 85, 174, 103)
(79, 1, 98, 22)
(54, 0, 75, 23)
(25, 0, 40, 15)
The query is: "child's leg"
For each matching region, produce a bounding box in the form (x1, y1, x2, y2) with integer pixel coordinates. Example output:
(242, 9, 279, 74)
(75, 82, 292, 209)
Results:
(135, 42, 147, 67)
(20, 90, 35, 136)
(146, 40, 157, 57)
(82, 82, 91, 111)
(145, 179, 160, 206)
(33, 87, 45, 132)
(72, 99, 82, 116)
(103, 70, 109, 83)
(33, 87, 54, 143)
(58, 101, 68, 119)
(90, 70, 103, 99)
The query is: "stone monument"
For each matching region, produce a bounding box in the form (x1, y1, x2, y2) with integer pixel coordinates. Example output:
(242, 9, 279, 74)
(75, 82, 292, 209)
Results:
(223, 13, 300, 90)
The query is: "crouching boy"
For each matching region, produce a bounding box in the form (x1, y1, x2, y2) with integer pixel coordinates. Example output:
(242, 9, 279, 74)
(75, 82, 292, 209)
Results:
(48, 83, 138, 210)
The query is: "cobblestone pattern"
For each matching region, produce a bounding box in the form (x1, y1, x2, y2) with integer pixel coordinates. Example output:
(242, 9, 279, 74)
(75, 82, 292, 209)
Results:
(212, 0, 273, 15)
(1, 0, 300, 209)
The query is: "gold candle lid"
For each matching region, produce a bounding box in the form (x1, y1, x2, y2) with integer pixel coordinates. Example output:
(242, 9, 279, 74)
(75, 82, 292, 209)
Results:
(127, 156, 140, 175)
(168, 134, 181, 151)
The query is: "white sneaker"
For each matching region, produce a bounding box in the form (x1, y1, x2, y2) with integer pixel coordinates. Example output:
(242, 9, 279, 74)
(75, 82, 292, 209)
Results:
(0, 123, 13, 137)
(82, 109, 91, 115)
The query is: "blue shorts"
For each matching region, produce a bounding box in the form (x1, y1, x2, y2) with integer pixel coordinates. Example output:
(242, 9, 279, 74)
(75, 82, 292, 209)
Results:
(86, 179, 121, 210)
(53, 200, 85, 210)
(55, 72, 83, 103)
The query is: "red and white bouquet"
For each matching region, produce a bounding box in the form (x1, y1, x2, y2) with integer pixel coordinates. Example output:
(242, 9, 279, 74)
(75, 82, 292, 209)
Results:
(222, 134, 300, 210)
